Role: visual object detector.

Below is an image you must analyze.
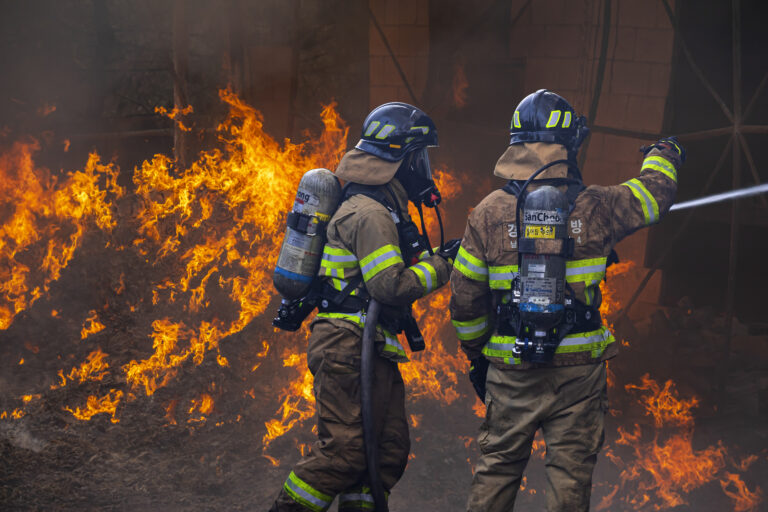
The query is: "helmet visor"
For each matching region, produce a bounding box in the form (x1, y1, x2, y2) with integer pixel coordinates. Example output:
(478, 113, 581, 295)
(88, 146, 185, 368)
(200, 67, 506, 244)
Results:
(410, 147, 433, 182)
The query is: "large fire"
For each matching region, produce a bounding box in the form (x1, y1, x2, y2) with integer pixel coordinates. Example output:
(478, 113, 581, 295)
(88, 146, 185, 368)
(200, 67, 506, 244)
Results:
(0, 90, 763, 510)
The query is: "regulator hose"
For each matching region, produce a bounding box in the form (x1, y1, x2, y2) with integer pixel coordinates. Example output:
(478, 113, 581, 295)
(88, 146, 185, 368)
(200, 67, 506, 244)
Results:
(361, 298, 388, 511)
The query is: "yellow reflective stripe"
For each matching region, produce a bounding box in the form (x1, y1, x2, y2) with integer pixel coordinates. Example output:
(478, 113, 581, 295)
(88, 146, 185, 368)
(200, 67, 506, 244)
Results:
(642, 155, 678, 183)
(513, 111, 522, 128)
(546, 110, 562, 128)
(451, 315, 490, 341)
(409, 125, 430, 135)
(454, 246, 488, 282)
(622, 178, 660, 225)
(488, 264, 519, 290)
(375, 124, 396, 139)
(562, 111, 572, 128)
(565, 257, 607, 285)
(360, 244, 403, 281)
(316, 311, 365, 328)
(316, 312, 407, 361)
(320, 246, 357, 276)
(381, 329, 408, 362)
(364, 121, 380, 137)
(329, 278, 358, 295)
(284, 471, 332, 512)
(482, 326, 614, 361)
(482, 336, 521, 364)
(321, 266, 345, 279)
(555, 327, 615, 358)
(410, 261, 438, 294)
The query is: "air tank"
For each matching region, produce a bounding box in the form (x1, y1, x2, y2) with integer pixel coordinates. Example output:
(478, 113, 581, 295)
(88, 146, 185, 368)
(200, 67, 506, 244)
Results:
(518, 185, 570, 332)
(273, 168, 341, 299)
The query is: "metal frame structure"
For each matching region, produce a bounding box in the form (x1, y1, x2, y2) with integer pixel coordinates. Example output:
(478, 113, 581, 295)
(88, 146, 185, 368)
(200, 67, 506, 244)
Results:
(604, 0, 768, 381)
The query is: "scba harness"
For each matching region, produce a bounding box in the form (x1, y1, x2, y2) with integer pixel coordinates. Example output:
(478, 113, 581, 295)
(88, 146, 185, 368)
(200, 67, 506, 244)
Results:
(495, 165, 613, 364)
(273, 183, 431, 352)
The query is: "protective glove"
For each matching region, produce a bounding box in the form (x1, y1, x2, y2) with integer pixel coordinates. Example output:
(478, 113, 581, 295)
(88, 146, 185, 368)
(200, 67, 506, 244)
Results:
(640, 136, 686, 164)
(468, 357, 489, 402)
(438, 238, 461, 263)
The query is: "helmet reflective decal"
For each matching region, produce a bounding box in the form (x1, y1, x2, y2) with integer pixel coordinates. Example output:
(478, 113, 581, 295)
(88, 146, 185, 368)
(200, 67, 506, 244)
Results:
(355, 102, 439, 161)
(364, 121, 381, 137)
(545, 110, 562, 128)
(508, 90, 589, 153)
(374, 124, 396, 140)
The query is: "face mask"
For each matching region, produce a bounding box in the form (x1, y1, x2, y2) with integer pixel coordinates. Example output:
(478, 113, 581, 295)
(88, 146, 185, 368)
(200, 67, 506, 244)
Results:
(398, 148, 441, 207)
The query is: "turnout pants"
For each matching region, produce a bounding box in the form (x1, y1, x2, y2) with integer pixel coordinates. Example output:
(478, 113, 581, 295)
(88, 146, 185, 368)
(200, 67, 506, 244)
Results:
(271, 321, 410, 512)
(467, 362, 607, 512)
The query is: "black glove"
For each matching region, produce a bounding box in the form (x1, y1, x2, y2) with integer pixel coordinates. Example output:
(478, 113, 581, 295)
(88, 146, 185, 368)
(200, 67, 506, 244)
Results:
(468, 357, 489, 402)
(438, 238, 461, 263)
(640, 136, 686, 163)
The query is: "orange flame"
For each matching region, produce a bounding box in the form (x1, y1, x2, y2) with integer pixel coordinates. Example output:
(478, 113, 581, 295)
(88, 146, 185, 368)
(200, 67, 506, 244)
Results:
(80, 310, 106, 339)
(720, 472, 763, 512)
(64, 389, 123, 423)
(51, 348, 110, 390)
(0, 141, 123, 330)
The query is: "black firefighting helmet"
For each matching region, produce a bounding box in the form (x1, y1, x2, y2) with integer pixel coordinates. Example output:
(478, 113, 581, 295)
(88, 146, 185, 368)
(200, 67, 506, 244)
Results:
(509, 89, 589, 154)
(355, 102, 438, 162)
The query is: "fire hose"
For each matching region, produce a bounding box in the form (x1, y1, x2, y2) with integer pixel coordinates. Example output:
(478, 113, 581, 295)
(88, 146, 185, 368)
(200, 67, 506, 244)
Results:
(361, 298, 388, 512)
(668, 182, 768, 211)
(618, 182, 768, 321)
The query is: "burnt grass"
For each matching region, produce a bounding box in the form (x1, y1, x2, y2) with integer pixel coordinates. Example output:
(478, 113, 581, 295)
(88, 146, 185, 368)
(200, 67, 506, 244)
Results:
(1, 233, 767, 511)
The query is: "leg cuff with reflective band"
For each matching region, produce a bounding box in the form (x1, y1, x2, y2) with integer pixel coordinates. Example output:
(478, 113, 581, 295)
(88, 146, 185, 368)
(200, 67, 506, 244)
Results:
(339, 486, 388, 511)
(283, 471, 333, 512)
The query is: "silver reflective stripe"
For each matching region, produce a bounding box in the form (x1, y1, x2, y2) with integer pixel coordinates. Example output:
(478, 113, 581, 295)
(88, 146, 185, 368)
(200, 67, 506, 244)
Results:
(559, 328, 612, 347)
(456, 253, 489, 276)
(360, 250, 401, 276)
(340, 493, 374, 504)
(455, 320, 488, 335)
(330, 268, 340, 278)
(285, 477, 330, 510)
(385, 333, 405, 353)
(486, 339, 516, 351)
(490, 271, 517, 280)
(412, 262, 434, 292)
(625, 180, 657, 223)
(323, 253, 357, 263)
(565, 264, 605, 276)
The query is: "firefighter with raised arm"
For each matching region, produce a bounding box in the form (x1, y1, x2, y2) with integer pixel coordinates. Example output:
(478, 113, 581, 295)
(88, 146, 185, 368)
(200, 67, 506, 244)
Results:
(449, 90, 684, 511)
(270, 102, 460, 512)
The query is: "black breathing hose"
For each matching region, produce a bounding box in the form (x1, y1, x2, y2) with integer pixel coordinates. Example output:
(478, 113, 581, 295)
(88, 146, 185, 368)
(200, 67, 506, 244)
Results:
(415, 203, 434, 256)
(513, 159, 578, 270)
(361, 299, 388, 512)
(435, 204, 445, 250)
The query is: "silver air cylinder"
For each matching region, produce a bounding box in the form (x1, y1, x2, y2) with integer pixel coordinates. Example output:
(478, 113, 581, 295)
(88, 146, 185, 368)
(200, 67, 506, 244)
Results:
(273, 168, 341, 299)
(518, 185, 569, 332)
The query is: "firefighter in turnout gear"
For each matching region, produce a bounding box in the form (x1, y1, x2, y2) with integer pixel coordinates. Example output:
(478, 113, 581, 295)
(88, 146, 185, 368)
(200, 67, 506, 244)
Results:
(449, 90, 684, 511)
(270, 103, 458, 512)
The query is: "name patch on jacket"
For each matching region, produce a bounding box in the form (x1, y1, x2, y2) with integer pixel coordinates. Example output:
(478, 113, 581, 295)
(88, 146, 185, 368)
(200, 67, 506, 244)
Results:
(506, 222, 517, 249)
(570, 218, 584, 245)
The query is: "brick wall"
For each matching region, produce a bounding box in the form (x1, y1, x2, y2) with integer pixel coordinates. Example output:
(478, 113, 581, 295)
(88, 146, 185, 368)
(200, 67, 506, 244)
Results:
(368, 0, 430, 108)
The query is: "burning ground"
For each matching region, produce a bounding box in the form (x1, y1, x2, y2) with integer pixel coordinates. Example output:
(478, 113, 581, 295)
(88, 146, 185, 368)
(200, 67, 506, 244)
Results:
(0, 92, 765, 511)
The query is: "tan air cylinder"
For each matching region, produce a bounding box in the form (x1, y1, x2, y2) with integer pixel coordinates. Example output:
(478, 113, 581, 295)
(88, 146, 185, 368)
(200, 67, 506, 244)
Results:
(273, 168, 341, 299)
